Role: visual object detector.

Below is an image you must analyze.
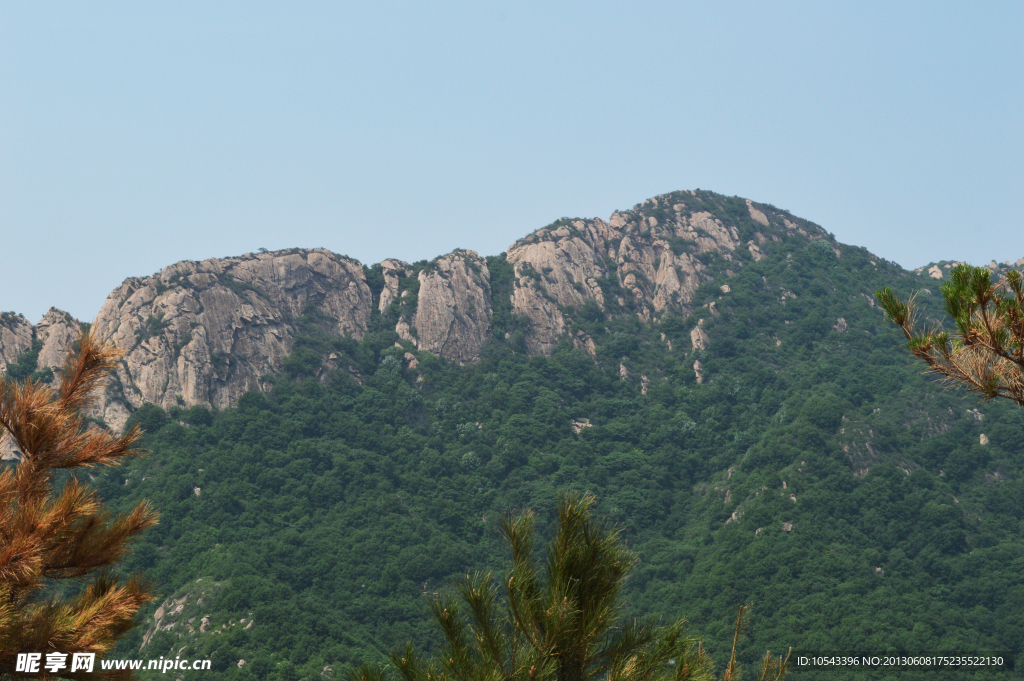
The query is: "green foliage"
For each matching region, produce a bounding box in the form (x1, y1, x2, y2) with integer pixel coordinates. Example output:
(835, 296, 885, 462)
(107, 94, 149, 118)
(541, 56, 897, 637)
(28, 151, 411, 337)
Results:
(669, 238, 695, 256)
(354, 492, 725, 681)
(3, 339, 44, 382)
(136, 312, 172, 343)
(487, 254, 529, 351)
(217, 273, 266, 299)
(878, 263, 1024, 405)
(92, 235, 1024, 681)
(364, 264, 388, 310)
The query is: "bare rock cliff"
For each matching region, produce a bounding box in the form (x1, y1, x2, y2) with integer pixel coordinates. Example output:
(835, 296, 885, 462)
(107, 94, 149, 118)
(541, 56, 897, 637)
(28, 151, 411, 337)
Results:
(0, 314, 33, 373)
(506, 191, 822, 354)
(0, 190, 833, 423)
(35, 308, 80, 374)
(378, 259, 412, 313)
(507, 219, 613, 355)
(89, 249, 372, 429)
(400, 250, 492, 364)
(0, 308, 79, 380)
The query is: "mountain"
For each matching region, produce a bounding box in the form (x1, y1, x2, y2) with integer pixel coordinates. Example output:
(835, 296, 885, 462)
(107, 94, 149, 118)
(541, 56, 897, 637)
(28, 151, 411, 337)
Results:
(0, 191, 829, 431)
(3, 190, 1023, 680)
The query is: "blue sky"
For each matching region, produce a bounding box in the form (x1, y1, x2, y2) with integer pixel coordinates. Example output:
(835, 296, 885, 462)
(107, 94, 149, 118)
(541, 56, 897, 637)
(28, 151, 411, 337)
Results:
(2, 1, 1021, 323)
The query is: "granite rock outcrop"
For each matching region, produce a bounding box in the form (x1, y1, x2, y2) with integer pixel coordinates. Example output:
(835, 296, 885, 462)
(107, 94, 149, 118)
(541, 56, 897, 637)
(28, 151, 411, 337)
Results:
(0, 313, 33, 373)
(0, 191, 833, 424)
(35, 308, 80, 375)
(399, 250, 492, 364)
(505, 191, 821, 354)
(87, 249, 372, 429)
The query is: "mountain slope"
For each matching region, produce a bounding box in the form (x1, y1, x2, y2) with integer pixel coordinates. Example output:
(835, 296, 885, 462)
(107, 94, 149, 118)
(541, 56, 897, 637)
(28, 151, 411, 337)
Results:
(3, 190, 1022, 681)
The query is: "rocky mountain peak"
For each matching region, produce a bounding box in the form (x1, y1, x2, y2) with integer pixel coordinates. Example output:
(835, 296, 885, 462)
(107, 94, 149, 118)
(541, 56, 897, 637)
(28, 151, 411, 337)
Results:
(505, 190, 827, 354)
(0, 313, 33, 373)
(0, 190, 842, 425)
(34, 308, 80, 374)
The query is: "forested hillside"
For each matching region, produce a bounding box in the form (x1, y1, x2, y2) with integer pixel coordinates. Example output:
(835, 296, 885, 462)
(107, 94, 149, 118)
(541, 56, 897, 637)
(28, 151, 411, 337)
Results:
(5, 192, 1022, 681)
(69, 213, 1019, 681)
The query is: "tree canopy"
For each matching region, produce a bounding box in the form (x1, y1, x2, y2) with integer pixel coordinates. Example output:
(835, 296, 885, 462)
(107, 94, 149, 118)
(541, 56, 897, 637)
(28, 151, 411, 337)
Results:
(350, 492, 788, 681)
(72, 240, 1024, 681)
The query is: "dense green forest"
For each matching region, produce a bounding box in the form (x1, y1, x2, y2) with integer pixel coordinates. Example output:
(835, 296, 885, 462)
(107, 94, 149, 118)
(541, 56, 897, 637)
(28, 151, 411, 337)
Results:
(13, 200, 1023, 680)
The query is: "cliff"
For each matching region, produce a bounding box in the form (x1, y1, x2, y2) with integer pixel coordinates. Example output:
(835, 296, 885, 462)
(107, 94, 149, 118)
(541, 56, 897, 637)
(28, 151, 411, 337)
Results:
(504, 192, 821, 354)
(0, 190, 836, 424)
(87, 249, 373, 430)
(0, 313, 34, 372)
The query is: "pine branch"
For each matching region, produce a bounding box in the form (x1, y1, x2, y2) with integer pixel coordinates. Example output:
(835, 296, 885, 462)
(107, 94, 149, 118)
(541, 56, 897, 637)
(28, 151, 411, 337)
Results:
(0, 326, 157, 679)
(877, 264, 1024, 406)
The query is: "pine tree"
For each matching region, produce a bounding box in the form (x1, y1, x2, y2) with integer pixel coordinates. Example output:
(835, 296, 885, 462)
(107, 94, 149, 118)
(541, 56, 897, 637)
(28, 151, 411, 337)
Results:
(0, 329, 158, 679)
(877, 264, 1024, 405)
(350, 492, 788, 681)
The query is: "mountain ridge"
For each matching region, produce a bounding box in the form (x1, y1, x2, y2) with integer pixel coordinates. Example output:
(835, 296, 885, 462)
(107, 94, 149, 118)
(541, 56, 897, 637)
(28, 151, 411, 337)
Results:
(0, 189, 1018, 434)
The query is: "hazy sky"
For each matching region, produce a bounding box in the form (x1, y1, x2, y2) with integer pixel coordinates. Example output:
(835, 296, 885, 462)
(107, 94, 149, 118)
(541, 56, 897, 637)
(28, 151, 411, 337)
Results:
(2, 2, 1021, 324)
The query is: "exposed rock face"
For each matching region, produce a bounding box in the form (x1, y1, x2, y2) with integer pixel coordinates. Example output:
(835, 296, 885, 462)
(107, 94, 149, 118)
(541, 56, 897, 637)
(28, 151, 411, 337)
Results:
(0, 190, 837, 422)
(0, 432, 22, 462)
(746, 199, 770, 227)
(0, 314, 33, 373)
(571, 418, 592, 434)
(0, 310, 79, 453)
(378, 259, 411, 313)
(690, 323, 710, 351)
(402, 251, 492, 364)
(507, 219, 612, 355)
(89, 249, 372, 428)
(35, 308, 80, 376)
(747, 242, 765, 261)
(505, 192, 821, 354)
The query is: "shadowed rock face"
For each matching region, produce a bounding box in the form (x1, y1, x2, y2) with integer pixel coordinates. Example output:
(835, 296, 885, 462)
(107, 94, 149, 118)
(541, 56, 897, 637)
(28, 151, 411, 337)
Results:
(0, 191, 834, 422)
(378, 259, 412, 313)
(88, 249, 372, 430)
